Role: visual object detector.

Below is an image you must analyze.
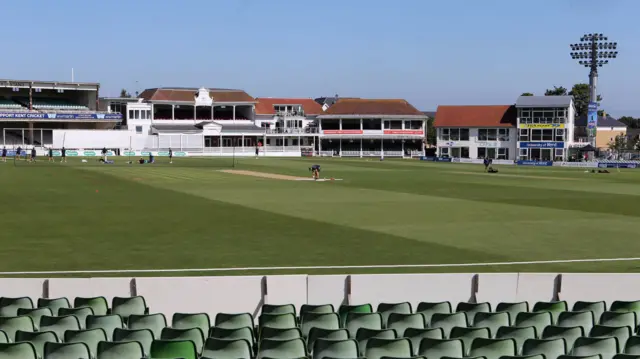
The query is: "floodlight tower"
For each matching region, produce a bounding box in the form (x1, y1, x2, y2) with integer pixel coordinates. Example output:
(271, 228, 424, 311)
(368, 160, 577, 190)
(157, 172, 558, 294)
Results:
(569, 33, 618, 147)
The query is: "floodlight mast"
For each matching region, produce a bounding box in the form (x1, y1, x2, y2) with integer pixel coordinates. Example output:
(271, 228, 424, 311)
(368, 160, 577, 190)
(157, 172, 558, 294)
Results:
(569, 33, 618, 148)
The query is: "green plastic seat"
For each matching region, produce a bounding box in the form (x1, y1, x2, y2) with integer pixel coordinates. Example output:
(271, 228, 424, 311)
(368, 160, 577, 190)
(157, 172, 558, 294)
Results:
(0, 297, 34, 317)
(468, 337, 517, 359)
(300, 304, 335, 316)
(523, 338, 567, 359)
(202, 338, 252, 359)
(615, 355, 640, 359)
(313, 338, 359, 359)
(590, 325, 632, 349)
(39, 315, 80, 341)
(496, 302, 530, 326)
(86, 315, 124, 341)
(209, 327, 255, 350)
(338, 304, 373, 328)
(37, 298, 71, 316)
(542, 326, 584, 351)
(345, 312, 383, 338)
(450, 327, 490, 354)
(172, 313, 211, 338)
(377, 303, 412, 327)
(573, 302, 607, 325)
(74, 297, 109, 316)
(259, 313, 297, 335)
(43, 341, 91, 359)
(416, 302, 453, 326)
(0, 331, 7, 344)
(417, 338, 464, 359)
(0, 342, 37, 359)
(257, 338, 306, 359)
(113, 328, 154, 356)
(215, 313, 254, 330)
(355, 328, 396, 356)
(16, 308, 52, 331)
(15, 330, 58, 359)
(404, 328, 444, 355)
(431, 313, 468, 339)
(111, 296, 148, 322)
(572, 336, 619, 359)
(558, 311, 596, 333)
(516, 312, 553, 338)
(624, 336, 640, 354)
(533, 301, 568, 324)
(365, 338, 412, 359)
(473, 312, 510, 337)
(500, 355, 545, 359)
(456, 302, 491, 326)
(300, 312, 340, 338)
(0, 316, 35, 341)
(262, 304, 296, 316)
(128, 313, 167, 339)
(149, 339, 197, 359)
(96, 341, 144, 359)
(161, 327, 205, 355)
(259, 327, 302, 344)
(64, 328, 107, 358)
(611, 301, 640, 325)
(387, 313, 426, 337)
(600, 312, 637, 332)
(58, 307, 94, 330)
(496, 326, 537, 353)
(307, 328, 349, 353)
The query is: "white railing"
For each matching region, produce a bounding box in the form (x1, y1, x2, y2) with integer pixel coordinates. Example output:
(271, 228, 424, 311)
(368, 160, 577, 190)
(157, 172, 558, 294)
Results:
(265, 128, 319, 134)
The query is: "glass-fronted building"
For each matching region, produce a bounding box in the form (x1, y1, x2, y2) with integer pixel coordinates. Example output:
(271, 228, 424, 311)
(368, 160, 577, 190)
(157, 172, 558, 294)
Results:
(515, 95, 576, 161)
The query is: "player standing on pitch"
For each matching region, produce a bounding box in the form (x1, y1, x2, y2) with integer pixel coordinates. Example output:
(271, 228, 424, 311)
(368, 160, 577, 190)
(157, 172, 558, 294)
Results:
(48, 147, 54, 162)
(61, 147, 66, 163)
(169, 148, 173, 164)
(1, 147, 6, 162)
(30, 147, 36, 163)
(15, 146, 22, 161)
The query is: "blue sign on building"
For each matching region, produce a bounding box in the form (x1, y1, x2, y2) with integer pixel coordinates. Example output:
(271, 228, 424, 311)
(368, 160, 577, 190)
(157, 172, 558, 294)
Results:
(517, 160, 554, 167)
(519, 142, 564, 149)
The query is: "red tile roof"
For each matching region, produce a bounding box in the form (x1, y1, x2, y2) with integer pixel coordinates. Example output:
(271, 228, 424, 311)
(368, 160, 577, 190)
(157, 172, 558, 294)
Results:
(139, 88, 254, 103)
(254, 98, 324, 116)
(320, 99, 424, 117)
(434, 105, 516, 128)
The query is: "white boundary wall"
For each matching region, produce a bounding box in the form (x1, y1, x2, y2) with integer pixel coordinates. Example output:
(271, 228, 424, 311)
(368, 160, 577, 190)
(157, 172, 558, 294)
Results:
(5, 273, 640, 320)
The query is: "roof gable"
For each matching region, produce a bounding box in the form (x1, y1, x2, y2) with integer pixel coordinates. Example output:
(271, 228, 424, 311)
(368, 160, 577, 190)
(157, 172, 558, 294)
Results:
(139, 88, 255, 103)
(516, 95, 573, 108)
(434, 105, 516, 128)
(320, 99, 424, 117)
(575, 114, 627, 128)
(255, 98, 323, 115)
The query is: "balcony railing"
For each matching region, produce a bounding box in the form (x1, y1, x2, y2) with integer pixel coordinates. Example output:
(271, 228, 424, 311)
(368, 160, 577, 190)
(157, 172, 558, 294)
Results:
(265, 128, 319, 134)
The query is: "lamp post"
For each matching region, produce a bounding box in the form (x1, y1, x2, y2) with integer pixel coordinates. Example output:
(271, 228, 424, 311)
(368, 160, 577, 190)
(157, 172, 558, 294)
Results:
(569, 33, 618, 148)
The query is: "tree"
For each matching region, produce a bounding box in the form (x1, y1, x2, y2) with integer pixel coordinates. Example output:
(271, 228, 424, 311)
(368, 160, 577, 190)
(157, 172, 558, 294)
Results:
(120, 89, 132, 98)
(521, 92, 534, 96)
(544, 86, 568, 96)
(619, 116, 640, 129)
(608, 134, 627, 159)
(569, 83, 602, 118)
(426, 117, 436, 146)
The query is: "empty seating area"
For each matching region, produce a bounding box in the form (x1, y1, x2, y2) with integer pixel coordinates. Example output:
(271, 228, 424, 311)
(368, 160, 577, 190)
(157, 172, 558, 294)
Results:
(30, 98, 89, 111)
(0, 296, 639, 359)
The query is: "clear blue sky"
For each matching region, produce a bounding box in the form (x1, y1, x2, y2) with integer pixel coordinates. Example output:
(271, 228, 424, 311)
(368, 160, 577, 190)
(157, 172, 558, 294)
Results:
(3, 0, 639, 116)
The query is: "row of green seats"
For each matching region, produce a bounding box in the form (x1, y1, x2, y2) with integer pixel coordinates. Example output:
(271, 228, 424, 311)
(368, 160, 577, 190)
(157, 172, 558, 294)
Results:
(0, 296, 148, 319)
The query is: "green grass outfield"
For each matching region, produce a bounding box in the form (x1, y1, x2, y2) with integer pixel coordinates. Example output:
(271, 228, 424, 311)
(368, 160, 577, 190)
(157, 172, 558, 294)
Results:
(2, 156, 640, 276)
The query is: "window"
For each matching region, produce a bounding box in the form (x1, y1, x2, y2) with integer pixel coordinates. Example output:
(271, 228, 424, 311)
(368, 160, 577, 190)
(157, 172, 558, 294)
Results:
(440, 147, 450, 156)
(555, 148, 564, 161)
(519, 148, 528, 159)
(520, 109, 531, 118)
(141, 110, 146, 120)
(147, 110, 152, 119)
(477, 147, 497, 159)
(531, 129, 542, 141)
(542, 129, 553, 141)
(135, 126, 143, 134)
(478, 129, 498, 141)
(450, 129, 460, 141)
(519, 129, 529, 141)
(461, 147, 470, 158)
(555, 129, 565, 142)
(128, 110, 133, 119)
(440, 128, 450, 141)
(451, 148, 461, 158)
(497, 148, 509, 160)
(460, 129, 469, 141)
(498, 129, 509, 141)
(134, 110, 140, 119)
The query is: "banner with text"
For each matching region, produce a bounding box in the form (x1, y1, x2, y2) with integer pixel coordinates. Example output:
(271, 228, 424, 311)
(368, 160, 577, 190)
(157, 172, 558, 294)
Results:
(519, 142, 564, 149)
(587, 102, 598, 138)
(520, 124, 565, 129)
(0, 113, 122, 120)
(517, 160, 554, 166)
